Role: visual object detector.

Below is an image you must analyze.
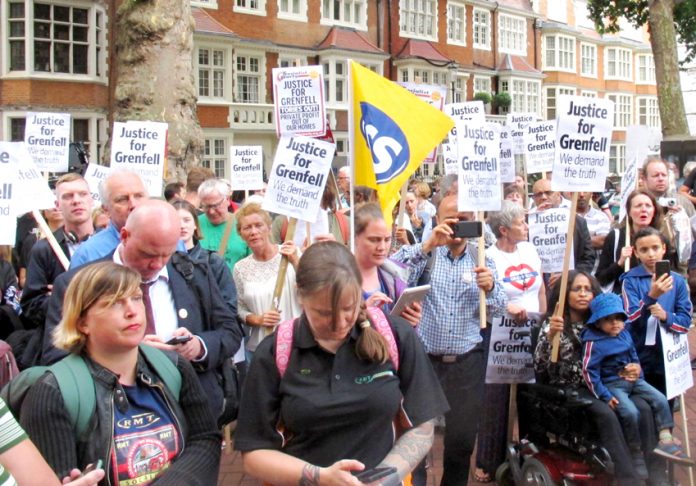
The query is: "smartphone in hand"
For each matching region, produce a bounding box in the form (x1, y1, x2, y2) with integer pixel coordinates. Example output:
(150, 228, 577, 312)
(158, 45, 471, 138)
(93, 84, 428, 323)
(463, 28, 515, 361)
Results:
(655, 260, 671, 279)
(352, 467, 397, 483)
(166, 335, 193, 345)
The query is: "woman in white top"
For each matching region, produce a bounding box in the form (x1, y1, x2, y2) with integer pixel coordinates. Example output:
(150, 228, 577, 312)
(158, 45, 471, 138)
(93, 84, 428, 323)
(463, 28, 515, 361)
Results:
(474, 201, 546, 482)
(233, 204, 301, 359)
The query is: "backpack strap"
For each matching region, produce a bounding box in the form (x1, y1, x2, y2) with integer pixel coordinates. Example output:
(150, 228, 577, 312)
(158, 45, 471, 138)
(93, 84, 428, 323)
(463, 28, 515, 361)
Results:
(365, 307, 399, 371)
(275, 319, 296, 378)
(139, 344, 181, 400)
(49, 354, 95, 439)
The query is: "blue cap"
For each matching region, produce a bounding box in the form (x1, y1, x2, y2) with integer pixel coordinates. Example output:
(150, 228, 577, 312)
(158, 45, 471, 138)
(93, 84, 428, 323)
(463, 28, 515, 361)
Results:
(587, 293, 628, 325)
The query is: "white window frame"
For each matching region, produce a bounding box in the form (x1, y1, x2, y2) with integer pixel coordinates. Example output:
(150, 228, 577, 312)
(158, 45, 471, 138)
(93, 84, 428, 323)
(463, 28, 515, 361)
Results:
(399, 0, 437, 41)
(195, 44, 231, 102)
(636, 54, 655, 84)
(233, 0, 266, 16)
(277, 0, 307, 21)
(543, 34, 576, 72)
(278, 54, 307, 68)
(398, 65, 449, 89)
(580, 42, 596, 77)
(581, 90, 597, 98)
(473, 76, 491, 96)
(501, 77, 540, 116)
(234, 50, 265, 104)
(605, 47, 632, 81)
(637, 96, 660, 128)
(323, 57, 382, 107)
(609, 144, 626, 174)
(607, 93, 633, 129)
(191, 0, 218, 9)
(320, 0, 367, 30)
(447, 1, 466, 46)
(202, 135, 229, 179)
(498, 13, 526, 55)
(472, 8, 491, 50)
(544, 86, 575, 120)
(2, 0, 108, 81)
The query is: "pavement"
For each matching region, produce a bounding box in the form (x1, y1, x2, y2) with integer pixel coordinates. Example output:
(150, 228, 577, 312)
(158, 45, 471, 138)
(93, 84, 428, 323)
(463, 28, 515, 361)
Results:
(218, 327, 696, 486)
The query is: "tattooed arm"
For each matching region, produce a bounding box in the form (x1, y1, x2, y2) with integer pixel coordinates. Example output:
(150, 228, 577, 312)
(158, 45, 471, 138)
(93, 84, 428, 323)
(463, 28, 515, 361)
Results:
(242, 450, 365, 486)
(377, 419, 435, 484)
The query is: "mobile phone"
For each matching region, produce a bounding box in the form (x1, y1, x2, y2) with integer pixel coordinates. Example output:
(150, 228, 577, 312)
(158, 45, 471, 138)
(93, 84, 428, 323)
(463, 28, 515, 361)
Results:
(166, 335, 193, 345)
(352, 467, 397, 483)
(450, 221, 483, 239)
(81, 459, 103, 477)
(655, 260, 671, 279)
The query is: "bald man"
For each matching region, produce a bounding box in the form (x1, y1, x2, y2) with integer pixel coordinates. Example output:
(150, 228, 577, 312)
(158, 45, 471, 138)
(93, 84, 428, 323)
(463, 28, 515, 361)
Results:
(41, 200, 242, 424)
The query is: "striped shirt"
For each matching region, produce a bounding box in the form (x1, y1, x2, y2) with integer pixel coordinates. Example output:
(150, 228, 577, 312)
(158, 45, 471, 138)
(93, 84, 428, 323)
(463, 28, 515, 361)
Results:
(0, 397, 28, 486)
(392, 243, 507, 355)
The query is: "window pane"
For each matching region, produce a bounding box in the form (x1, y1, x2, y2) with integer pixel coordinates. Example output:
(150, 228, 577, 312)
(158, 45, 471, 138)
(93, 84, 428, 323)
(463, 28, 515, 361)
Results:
(34, 4, 51, 20)
(54, 6, 70, 21)
(73, 44, 88, 73)
(34, 41, 51, 71)
(54, 43, 70, 72)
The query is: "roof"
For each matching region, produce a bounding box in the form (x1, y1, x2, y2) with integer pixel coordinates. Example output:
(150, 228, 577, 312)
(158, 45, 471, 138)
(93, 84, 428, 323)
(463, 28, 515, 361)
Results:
(192, 8, 237, 38)
(315, 27, 384, 54)
(394, 39, 450, 63)
(497, 0, 534, 13)
(496, 54, 542, 75)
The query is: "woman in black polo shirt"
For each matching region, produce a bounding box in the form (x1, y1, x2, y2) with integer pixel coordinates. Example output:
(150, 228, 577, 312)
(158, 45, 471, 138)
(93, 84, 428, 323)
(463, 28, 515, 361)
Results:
(235, 241, 448, 485)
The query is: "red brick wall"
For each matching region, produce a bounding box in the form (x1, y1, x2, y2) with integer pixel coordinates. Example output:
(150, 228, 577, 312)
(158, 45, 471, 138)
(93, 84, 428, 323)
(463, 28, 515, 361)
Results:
(0, 79, 109, 109)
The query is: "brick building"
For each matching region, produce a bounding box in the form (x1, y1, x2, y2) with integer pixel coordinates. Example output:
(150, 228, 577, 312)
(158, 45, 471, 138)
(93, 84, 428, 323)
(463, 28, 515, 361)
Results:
(0, 0, 659, 179)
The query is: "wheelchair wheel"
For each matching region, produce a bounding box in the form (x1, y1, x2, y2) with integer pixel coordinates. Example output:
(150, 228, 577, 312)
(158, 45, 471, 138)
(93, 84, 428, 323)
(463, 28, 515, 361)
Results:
(495, 462, 514, 486)
(521, 457, 558, 486)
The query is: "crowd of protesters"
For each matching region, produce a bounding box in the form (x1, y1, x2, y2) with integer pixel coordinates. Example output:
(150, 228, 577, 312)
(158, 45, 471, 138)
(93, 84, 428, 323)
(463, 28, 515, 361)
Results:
(0, 157, 694, 486)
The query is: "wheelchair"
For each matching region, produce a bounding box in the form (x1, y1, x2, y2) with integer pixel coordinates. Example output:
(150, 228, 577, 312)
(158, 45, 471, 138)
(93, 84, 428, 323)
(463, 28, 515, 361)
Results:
(494, 383, 613, 485)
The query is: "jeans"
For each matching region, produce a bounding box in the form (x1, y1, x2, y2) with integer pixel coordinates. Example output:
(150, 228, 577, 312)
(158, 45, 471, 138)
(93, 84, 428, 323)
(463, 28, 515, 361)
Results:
(429, 347, 485, 486)
(606, 378, 674, 450)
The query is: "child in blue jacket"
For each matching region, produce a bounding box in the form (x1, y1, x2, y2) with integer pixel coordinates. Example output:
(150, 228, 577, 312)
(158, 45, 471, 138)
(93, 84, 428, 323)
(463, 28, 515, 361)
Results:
(621, 227, 692, 394)
(581, 293, 692, 467)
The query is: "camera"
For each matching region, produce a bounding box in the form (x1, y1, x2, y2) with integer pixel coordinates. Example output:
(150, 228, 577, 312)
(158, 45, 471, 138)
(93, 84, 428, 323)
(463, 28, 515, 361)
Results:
(657, 197, 677, 208)
(450, 221, 483, 239)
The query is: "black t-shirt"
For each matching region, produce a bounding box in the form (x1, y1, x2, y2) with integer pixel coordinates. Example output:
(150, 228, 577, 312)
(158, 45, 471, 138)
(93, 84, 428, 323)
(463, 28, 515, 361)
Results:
(235, 315, 448, 468)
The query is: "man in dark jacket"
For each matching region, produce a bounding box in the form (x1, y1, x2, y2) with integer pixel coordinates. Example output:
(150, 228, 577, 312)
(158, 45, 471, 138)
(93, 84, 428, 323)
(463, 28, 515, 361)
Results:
(41, 200, 243, 422)
(20, 173, 94, 329)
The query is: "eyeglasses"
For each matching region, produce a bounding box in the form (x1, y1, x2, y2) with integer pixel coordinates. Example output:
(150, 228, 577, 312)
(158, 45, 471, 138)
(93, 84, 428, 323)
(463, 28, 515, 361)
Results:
(532, 190, 554, 199)
(201, 197, 227, 212)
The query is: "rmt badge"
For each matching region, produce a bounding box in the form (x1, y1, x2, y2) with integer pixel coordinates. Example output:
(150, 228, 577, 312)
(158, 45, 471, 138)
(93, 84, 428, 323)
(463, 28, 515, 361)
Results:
(359, 103, 410, 183)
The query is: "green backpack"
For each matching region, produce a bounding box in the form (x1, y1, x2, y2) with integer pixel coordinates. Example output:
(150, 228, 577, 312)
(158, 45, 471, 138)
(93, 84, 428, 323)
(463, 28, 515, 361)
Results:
(0, 344, 181, 438)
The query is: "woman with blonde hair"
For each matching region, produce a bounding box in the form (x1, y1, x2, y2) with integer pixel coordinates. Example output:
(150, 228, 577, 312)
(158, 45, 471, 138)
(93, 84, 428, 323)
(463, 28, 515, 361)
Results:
(20, 262, 221, 485)
(235, 241, 448, 485)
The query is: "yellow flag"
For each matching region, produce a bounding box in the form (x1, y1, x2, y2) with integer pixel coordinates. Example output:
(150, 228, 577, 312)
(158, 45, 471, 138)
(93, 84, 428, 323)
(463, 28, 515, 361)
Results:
(350, 61, 454, 226)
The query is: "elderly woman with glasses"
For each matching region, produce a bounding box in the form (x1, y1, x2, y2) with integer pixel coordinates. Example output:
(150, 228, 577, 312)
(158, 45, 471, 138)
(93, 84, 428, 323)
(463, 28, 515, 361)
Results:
(473, 201, 546, 482)
(197, 178, 250, 271)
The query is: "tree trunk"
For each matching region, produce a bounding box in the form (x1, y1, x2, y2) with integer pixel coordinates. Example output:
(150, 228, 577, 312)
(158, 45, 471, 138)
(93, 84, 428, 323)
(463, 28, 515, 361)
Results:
(109, 0, 203, 180)
(648, 0, 689, 138)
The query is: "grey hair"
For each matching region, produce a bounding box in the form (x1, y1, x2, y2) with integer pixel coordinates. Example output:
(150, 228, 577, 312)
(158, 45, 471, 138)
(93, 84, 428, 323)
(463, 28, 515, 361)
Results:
(98, 169, 145, 209)
(439, 174, 458, 197)
(198, 178, 231, 199)
(487, 200, 526, 239)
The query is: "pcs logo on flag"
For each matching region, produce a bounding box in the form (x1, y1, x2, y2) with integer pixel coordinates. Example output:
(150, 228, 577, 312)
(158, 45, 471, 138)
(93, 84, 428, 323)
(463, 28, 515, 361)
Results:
(359, 102, 410, 184)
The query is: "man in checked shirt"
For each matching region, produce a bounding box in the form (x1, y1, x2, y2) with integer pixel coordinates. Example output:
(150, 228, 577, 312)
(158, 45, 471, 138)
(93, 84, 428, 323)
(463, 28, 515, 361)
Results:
(393, 194, 507, 486)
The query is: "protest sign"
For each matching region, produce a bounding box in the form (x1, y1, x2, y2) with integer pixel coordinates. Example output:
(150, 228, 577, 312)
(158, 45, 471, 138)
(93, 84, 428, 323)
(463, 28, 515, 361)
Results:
(552, 96, 614, 192)
(230, 146, 264, 190)
(400, 83, 447, 163)
(84, 163, 111, 205)
(619, 125, 660, 222)
(446, 102, 486, 141)
(506, 113, 537, 155)
(110, 121, 167, 197)
(529, 208, 574, 273)
(660, 326, 693, 399)
(524, 121, 556, 174)
(24, 112, 71, 172)
(499, 126, 515, 183)
(486, 313, 540, 384)
(273, 65, 326, 138)
(0, 142, 56, 244)
(456, 122, 501, 212)
(442, 141, 458, 175)
(262, 135, 335, 222)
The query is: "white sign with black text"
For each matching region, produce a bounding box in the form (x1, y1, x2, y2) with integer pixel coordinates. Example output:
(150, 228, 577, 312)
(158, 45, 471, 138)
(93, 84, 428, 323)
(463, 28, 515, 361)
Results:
(529, 208, 574, 273)
(661, 326, 693, 400)
(456, 122, 501, 212)
(230, 146, 264, 190)
(486, 313, 540, 384)
(110, 121, 167, 198)
(273, 66, 326, 138)
(24, 112, 71, 172)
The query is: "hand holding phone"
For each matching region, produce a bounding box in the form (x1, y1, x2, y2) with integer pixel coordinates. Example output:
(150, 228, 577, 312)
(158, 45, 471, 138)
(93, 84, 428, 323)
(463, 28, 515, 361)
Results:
(655, 260, 671, 279)
(166, 335, 193, 346)
(352, 466, 397, 483)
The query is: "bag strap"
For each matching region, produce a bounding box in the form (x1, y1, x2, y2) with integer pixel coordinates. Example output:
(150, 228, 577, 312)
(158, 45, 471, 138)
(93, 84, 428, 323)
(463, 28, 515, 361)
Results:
(50, 354, 95, 438)
(365, 307, 399, 371)
(275, 319, 296, 378)
(333, 211, 349, 244)
(217, 213, 235, 257)
(140, 345, 181, 400)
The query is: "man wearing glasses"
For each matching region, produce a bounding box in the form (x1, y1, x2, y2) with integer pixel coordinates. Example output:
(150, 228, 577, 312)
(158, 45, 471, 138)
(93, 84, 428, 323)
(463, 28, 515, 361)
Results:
(197, 178, 250, 270)
(337, 166, 351, 208)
